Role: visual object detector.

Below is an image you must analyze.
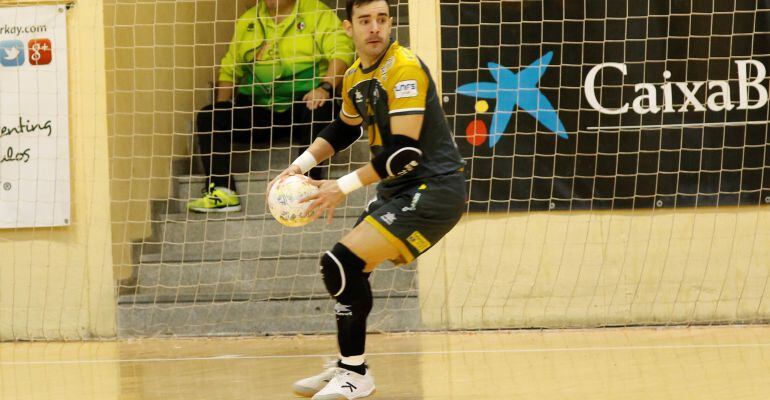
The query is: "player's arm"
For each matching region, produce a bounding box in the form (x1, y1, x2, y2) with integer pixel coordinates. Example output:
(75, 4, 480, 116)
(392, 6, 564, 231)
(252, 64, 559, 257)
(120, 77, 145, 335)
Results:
(216, 24, 243, 104)
(287, 112, 363, 175)
(303, 63, 428, 222)
(345, 62, 428, 185)
(303, 58, 349, 110)
(214, 81, 234, 103)
(267, 111, 363, 195)
(304, 8, 355, 110)
(334, 113, 423, 193)
(286, 66, 363, 176)
(302, 114, 423, 224)
(337, 61, 428, 189)
(333, 61, 428, 193)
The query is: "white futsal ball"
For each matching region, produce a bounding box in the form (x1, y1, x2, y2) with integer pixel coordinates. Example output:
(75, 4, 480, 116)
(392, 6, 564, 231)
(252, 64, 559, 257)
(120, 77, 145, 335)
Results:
(268, 174, 319, 227)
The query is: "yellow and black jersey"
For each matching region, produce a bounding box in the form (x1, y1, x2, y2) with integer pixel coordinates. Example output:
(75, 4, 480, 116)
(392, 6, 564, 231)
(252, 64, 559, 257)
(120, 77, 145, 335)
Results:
(340, 41, 464, 190)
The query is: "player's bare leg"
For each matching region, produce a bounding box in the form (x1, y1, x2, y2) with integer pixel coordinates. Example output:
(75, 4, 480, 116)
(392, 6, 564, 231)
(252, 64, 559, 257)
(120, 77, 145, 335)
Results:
(341, 221, 401, 272)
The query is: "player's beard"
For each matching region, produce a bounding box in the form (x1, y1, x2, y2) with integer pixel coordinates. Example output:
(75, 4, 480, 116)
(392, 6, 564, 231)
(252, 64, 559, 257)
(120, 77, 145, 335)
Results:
(359, 35, 388, 64)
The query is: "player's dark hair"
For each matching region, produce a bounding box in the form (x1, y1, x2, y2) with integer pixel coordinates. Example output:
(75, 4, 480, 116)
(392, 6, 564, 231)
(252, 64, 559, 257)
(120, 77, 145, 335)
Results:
(346, 0, 390, 20)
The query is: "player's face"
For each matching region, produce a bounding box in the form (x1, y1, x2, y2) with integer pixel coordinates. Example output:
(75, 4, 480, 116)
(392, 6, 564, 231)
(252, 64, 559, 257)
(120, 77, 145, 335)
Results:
(344, 1, 392, 64)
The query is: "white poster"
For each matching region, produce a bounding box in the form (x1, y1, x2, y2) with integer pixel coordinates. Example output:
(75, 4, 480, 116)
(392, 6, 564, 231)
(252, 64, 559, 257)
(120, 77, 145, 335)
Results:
(0, 5, 70, 228)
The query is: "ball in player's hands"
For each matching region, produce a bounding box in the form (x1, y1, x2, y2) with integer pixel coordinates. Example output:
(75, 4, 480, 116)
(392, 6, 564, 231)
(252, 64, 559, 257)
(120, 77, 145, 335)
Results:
(268, 175, 318, 227)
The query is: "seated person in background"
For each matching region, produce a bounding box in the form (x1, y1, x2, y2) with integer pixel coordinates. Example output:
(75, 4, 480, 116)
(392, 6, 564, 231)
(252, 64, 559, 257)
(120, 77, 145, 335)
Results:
(188, 0, 355, 213)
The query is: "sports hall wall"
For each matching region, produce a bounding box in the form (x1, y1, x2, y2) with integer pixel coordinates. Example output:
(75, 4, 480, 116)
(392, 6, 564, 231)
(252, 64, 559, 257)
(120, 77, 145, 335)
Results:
(0, 0, 115, 340)
(104, 0, 255, 283)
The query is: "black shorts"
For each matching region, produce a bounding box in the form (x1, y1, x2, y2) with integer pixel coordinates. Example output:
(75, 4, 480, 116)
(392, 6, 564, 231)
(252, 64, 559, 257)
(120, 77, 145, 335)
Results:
(356, 172, 467, 264)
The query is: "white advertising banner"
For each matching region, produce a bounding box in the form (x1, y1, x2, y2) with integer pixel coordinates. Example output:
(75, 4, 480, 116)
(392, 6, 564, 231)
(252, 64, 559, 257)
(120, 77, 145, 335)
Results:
(0, 5, 70, 228)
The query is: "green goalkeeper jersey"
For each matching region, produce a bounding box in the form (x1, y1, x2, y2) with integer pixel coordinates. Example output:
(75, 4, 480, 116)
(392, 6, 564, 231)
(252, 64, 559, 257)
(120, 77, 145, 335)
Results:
(218, 0, 354, 112)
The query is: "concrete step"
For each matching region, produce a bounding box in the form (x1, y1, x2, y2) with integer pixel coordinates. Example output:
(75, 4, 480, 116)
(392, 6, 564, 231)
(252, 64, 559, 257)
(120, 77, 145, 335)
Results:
(121, 140, 414, 337)
(140, 214, 363, 263)
(126, 257, 417, 299)
(188, 139, 370, 180)
(117, 296, 421, 337)
(150, 211, 365, 244)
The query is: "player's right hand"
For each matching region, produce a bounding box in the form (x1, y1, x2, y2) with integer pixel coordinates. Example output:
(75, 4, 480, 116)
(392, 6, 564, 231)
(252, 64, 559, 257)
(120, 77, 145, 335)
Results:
(300, 179, 345, 224)
(267, 164, 302, 196)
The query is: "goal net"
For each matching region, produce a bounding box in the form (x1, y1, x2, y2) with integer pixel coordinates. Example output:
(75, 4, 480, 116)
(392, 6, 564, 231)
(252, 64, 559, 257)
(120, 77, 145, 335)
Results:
(432, 0, 770, 329)
(107, 0, 421, 336)
(3, 0, 766, 339)
(109, 0, 770, 336)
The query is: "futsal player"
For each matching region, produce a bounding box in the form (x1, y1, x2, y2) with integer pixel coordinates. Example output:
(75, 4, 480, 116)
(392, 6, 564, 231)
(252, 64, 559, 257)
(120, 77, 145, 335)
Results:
(269, 0, 466, 397)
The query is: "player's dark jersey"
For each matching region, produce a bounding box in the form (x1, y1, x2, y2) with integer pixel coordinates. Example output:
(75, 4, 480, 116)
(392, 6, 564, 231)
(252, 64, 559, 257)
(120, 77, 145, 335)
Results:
(340, 41, 464, 191)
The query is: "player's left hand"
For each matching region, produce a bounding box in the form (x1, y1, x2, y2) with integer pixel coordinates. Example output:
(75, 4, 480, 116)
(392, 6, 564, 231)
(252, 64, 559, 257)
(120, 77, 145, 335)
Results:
(302, 87, 331, 110)
(301, 179, 345, 224)
(266, 164, 301, 199)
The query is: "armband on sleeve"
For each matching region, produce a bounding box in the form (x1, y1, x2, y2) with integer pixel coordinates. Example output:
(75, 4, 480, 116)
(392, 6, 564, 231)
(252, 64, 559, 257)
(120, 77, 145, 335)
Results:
(318, 118, 363, 153)
(370, 135, 422, 178)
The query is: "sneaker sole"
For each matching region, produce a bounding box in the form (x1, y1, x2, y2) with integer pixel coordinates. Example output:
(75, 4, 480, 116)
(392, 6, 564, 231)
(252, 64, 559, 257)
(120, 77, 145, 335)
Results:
(293, 389, 315, 398)
(292, 385, 319, 398)
(311, 387, 376, 400)
(188, 205, 242, 213)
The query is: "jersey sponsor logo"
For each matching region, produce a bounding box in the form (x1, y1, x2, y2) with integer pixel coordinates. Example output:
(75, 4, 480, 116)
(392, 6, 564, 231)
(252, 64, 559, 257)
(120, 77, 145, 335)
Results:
(394, 80, 418, 98)
(401, 192, 421, 212)
(397, 160, 419, 176)
(253, 42, 274, 62)
(380, 56, 395, 81)
(406, 231, 431, 253)
(380, 212, 397, 225)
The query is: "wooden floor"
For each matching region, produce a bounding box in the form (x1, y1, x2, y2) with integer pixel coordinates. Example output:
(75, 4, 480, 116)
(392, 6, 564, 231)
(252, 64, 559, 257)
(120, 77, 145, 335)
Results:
(2, 325, 770, 399)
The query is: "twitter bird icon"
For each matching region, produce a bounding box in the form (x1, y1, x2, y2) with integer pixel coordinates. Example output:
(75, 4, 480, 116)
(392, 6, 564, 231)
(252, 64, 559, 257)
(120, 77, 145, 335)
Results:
(0, 40, 25, 67)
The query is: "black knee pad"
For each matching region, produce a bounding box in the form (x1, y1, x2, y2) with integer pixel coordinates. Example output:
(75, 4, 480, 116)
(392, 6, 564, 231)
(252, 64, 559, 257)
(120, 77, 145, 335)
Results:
(321, 244, 374, 357)
(320, 243, 366, 300)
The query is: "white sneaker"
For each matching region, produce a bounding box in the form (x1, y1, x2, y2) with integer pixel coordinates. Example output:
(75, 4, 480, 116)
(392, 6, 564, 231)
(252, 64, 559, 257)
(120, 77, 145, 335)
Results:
(292, 360, 339, 398)
(311, 368, 375, 400)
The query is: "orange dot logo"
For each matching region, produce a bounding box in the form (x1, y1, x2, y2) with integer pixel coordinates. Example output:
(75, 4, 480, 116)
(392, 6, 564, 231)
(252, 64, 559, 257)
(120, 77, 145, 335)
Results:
(465, 119, 488, 146)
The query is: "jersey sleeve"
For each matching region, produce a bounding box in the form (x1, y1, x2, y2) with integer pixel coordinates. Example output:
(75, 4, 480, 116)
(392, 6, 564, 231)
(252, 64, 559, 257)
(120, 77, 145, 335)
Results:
(218, 30, 241, 84)
(218, 9, 259, 85)
(341, 71, 360, 118)
(387, 63, 429, 116)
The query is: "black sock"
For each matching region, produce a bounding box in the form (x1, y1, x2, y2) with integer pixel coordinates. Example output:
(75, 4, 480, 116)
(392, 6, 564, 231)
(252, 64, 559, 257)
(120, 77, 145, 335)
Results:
(338, 360, 367, 375)
(335, 267, 373, 360)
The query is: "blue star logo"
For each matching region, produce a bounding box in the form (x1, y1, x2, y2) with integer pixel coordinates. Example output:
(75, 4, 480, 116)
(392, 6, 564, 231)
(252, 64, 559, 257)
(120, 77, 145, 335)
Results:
(456, 51, 567, 147)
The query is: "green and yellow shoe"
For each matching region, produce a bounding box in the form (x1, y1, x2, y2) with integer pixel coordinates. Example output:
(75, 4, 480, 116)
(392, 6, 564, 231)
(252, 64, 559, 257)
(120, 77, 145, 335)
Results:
(187, 183, 241, 213)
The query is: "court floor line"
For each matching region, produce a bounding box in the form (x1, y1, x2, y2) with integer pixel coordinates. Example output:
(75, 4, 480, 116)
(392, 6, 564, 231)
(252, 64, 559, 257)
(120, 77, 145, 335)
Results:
(2, 341, 770, 366)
